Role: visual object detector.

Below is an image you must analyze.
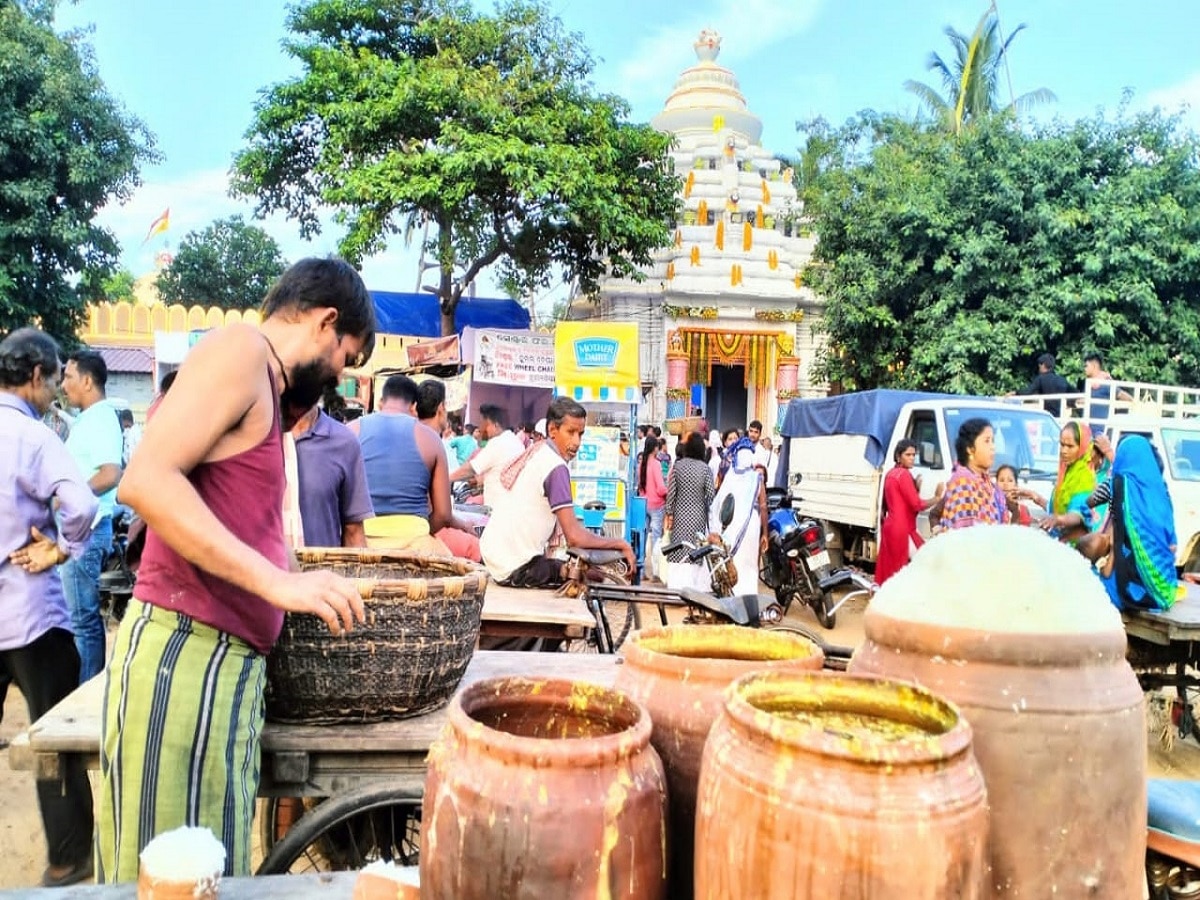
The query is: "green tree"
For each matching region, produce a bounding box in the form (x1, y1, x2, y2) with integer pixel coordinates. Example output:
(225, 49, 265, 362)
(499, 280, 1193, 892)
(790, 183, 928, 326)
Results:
(156, 215, 287, 310)
(904, 9, 1054, 134)
(231, 0, 679, 335)
(0, 0, 155, 343)
(802, 109, 1200, 393)
(97, 268, 137, 304)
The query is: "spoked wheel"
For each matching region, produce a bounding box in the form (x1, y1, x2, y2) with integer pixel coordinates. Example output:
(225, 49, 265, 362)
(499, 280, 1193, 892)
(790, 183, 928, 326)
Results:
(814, 591, 837, 630)
(567, 598, 640, 653)
(256, 783, 423, 875)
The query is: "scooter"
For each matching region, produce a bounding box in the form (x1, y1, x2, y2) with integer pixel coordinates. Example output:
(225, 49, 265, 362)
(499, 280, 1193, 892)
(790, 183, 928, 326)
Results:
(760, 474, 875, 629)
(1147, 779, 1200, 898)
(98, 510, 137, 625)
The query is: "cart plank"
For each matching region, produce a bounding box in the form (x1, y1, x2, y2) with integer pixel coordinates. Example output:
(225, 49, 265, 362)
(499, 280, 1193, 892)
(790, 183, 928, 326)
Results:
(481, 584, 595, 629)
(14, 650, 620, 774)
(2, 871, 359, 900)
(1122, 582, 1200, 646)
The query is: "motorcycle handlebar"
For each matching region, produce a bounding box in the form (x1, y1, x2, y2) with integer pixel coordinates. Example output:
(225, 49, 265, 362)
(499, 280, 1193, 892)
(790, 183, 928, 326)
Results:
(660, 541, 685, 556)
(688, 545, 718, 561)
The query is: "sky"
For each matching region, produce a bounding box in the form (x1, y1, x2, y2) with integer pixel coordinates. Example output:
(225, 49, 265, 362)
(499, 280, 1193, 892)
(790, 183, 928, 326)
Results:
(53, 0, 1200, 314)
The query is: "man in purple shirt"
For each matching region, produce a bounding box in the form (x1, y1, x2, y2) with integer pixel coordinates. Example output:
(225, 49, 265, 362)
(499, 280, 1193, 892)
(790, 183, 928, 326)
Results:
(289, 403, 374, 547)
(0, 328, 98, 886)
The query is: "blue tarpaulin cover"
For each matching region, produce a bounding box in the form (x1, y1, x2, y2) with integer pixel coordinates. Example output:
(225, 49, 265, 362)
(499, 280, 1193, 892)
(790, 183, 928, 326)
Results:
(370, 291, 530, 337)
(778, 389, 965, 467)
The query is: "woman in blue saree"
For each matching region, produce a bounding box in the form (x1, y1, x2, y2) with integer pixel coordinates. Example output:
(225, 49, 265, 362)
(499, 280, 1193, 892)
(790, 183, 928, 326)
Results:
(1098, 436, 1179, 611)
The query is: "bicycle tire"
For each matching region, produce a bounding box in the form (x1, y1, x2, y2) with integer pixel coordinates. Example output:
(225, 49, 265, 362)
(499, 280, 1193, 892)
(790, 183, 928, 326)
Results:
(256, 782, 423, 875)
(567, 598, 640, 653)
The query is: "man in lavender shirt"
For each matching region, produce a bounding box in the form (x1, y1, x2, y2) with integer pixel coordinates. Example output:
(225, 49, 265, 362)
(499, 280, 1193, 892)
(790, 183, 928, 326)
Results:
(289, 402, 374, 547)
(1, 328, 98, 886)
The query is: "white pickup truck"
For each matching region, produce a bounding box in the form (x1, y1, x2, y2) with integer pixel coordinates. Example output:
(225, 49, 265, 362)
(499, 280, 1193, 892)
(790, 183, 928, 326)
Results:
(777, 390, 1062, 567)
(1003, 378, 1200, 571)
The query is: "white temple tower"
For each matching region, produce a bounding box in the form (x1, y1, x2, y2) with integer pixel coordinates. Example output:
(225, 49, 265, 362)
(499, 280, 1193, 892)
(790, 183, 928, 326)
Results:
(590, 30, 826, 433)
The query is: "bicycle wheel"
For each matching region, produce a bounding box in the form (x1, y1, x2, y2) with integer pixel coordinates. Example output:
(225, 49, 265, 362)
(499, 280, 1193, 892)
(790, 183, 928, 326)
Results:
(567, 597, 640, 653)
(256, 783, 423, 875)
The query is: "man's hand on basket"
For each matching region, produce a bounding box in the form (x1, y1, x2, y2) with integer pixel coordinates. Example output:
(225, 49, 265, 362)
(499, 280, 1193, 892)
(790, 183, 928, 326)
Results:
(268, 570, 365, 636)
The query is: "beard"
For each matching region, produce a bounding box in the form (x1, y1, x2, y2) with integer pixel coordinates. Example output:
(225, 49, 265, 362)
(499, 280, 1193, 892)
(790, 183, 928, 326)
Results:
(281, 358, 337, 415)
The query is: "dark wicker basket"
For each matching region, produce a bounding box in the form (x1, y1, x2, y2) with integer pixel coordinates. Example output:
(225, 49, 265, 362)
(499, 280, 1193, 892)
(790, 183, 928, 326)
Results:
(265, 549, 489, 725)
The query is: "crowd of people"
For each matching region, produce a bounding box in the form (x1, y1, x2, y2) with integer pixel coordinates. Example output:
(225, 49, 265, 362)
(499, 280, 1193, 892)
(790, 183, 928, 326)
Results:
(2, 265, 1184, 890)
(876, 409, 1181, 615)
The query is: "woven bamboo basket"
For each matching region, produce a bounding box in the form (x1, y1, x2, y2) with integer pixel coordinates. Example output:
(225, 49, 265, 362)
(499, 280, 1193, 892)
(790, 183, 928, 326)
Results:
(265, 549, 489, 725)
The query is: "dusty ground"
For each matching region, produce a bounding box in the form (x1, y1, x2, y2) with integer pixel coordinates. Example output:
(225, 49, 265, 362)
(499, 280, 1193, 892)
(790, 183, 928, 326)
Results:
(1, 594, 1198, 889)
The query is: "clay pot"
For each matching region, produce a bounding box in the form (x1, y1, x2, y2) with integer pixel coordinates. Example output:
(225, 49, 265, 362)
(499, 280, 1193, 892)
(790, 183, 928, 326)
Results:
(419, 676, 667, 900)
(615, 625, 824, 898)
(695, 670, 988, 899)
(354, 869, 420, 900)
(851, 612, 1145, 898)
(137, 867, 219, 900)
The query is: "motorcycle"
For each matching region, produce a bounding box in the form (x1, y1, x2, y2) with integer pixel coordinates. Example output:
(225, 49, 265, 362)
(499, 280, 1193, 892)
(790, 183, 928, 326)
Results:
(98, 509, 137, 625)
(760, 474, 875, 629)
(1147, 779, 1200, 898)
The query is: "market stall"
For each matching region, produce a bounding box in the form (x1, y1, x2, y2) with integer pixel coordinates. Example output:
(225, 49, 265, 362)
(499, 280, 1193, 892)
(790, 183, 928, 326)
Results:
(554, 322, 644, 559)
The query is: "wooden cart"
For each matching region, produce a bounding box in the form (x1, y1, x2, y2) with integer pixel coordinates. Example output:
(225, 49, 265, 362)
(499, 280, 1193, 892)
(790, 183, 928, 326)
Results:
(1123, 583, 1200, 741)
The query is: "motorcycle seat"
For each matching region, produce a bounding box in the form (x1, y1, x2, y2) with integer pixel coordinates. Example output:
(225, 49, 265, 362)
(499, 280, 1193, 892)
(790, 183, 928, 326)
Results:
(1149, 779, 1200, 842)
(565, 547, 626, 566)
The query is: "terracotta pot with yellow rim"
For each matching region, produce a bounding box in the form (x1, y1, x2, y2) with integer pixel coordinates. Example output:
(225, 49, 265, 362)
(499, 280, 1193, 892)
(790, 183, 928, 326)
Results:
(420, 676, 667, 900)
(615, 625, 824, 899)
(695, 670, 988, 900)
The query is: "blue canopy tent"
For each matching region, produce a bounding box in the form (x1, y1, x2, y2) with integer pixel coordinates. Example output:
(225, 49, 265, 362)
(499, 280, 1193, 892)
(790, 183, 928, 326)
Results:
(369, 291, 530, 337)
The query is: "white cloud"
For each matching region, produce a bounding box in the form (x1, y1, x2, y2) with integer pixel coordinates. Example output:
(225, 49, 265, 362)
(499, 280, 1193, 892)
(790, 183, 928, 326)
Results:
(1140, 72, 1200, 131)
(613, 0, 824, 108)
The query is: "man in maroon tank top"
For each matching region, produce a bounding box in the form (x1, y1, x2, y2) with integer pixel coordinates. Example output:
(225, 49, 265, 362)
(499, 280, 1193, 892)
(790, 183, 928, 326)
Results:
(97, 258, 376, 882)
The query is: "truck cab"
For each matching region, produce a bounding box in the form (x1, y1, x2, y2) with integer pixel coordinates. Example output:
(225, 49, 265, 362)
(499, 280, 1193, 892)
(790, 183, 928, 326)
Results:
(778, 391, 1060, 566)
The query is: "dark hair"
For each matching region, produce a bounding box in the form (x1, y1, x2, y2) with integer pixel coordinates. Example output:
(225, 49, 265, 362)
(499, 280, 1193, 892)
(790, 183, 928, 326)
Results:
(722, 427, 738, 444)
(893, 438, 918, 463)
(955, 418, 993, 466)
(261, 257, 377, 364)
(996, 464, 1018, 481)
(749, 420, 763, 431)
(67, 349, 108, 391)
(415, 379, 446, 419)
(637, 425, 648, 438)
(159, 370, 177, 395)
(1084, 350, 1103, 366)
(0, 328, 60, 388)
(638, 435, 657, 492)
(1037, 353, 1056, 370)
(683, 432, 707, 460)
(118, 408, 134, 427)
(651, 425, 662, 438)
(546, 396, 586, 429)
(381, 374, 419, 405)
(479, 403, 509, 431)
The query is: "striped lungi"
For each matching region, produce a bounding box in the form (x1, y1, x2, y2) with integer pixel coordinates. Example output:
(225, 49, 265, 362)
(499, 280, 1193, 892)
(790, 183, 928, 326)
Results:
(95, 598, 266, 882)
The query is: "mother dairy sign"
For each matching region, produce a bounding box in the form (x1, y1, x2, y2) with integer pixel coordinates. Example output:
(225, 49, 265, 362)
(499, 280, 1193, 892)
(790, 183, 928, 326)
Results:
(473, 329, 556, 388)
(555, 322, 640, 403)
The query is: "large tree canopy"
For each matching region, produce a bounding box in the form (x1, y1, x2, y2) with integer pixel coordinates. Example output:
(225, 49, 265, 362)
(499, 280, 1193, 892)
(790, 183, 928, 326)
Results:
(0, 0, 155, 343)
(801, 109, 1200, 394)
(232, 0, 678, 335)
(156, 215, 287, 310)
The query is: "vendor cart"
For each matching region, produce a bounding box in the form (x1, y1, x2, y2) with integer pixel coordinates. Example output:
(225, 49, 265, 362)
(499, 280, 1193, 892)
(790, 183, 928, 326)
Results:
(1123, 582, 1200, 741)
(11, 651, 618, 876)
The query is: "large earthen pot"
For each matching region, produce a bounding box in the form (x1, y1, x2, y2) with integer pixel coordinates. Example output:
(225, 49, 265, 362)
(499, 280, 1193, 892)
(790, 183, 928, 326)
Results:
(848, 525, 1145, 899)
(420, 676, 667, 900)
(695, 669, 989, 899)
(615, 625, 824, 899)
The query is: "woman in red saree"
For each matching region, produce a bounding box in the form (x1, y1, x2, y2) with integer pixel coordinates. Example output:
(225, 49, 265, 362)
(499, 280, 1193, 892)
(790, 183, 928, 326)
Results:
(875, 439, 935, 585)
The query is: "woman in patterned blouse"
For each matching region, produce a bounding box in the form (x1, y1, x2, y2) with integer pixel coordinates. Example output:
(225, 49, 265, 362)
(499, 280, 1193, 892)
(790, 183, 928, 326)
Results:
(936, 418, 1008, 530)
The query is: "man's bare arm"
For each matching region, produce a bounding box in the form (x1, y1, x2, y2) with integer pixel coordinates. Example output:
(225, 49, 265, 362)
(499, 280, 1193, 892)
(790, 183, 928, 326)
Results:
(418, 424, 455, 533)
(342, 521, 367, 548)
(89, 463, 121, 497)
(554, 507, 636, 572)
(118, 325, 362, 632)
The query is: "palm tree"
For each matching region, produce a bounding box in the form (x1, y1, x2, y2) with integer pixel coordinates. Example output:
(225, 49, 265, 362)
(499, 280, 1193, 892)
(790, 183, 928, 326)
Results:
(905, 7, 1055, 134)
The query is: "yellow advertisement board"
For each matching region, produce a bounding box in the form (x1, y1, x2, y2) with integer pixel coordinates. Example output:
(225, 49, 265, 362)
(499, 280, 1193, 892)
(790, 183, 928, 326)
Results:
(554, 322, 640, 403)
